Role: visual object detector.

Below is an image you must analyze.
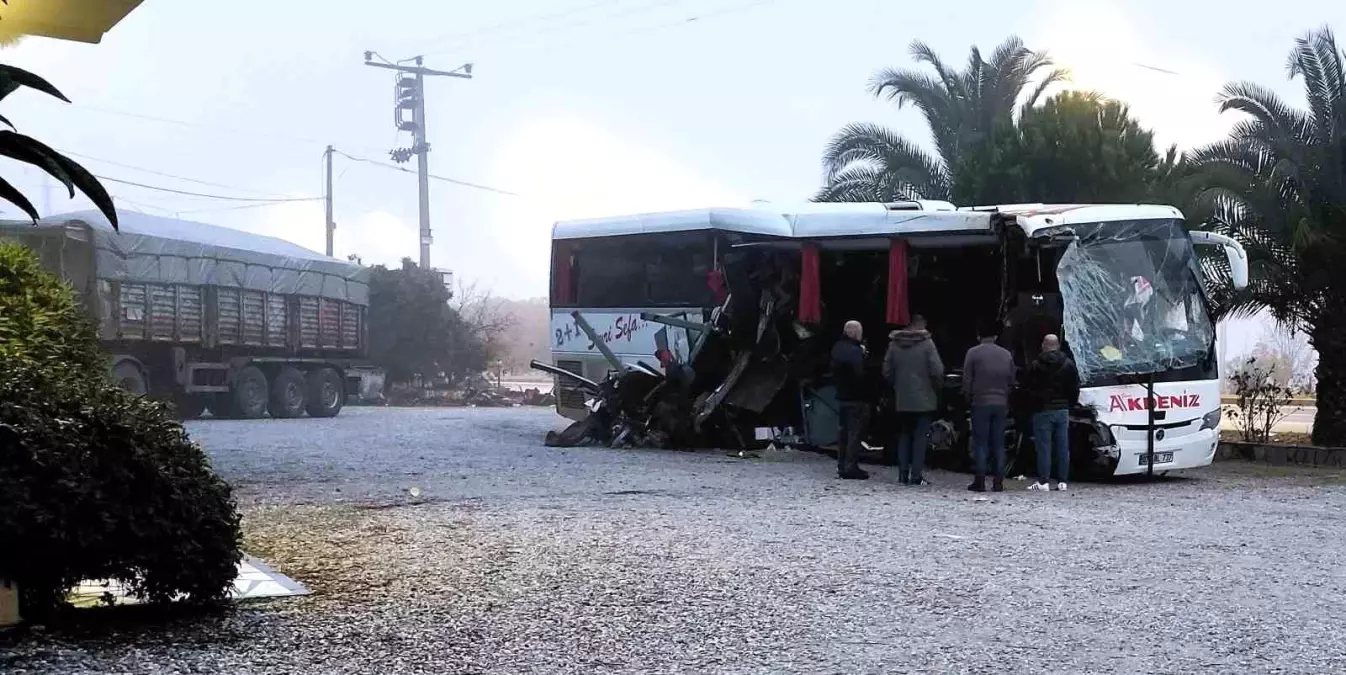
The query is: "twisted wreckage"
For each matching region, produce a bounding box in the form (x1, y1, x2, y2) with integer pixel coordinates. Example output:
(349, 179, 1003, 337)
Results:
(534, 201, 1249, 478)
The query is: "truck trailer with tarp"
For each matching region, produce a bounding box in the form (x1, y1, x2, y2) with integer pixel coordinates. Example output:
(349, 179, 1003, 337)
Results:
(0, 210, 374, 419)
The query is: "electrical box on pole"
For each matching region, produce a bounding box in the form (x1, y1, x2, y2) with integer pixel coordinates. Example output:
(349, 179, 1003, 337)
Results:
(394, 74, 420, 132)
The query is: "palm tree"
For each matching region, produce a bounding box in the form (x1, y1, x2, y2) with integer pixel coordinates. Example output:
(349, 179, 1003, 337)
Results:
(816, 37, 1067, 203)
(1186, 26, 1346, 445)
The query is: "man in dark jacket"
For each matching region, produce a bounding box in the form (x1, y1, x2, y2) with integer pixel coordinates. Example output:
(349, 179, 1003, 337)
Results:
(1022, 333, 1080, 491)
(883, 314, 944, 486)
(831, 320, 870, 480)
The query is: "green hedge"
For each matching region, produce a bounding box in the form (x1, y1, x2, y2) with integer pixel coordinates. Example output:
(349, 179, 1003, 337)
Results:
(0, 243, 242, 619)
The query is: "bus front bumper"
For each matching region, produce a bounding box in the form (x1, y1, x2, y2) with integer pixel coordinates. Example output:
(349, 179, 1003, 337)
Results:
(1107, 427, 1220, 476)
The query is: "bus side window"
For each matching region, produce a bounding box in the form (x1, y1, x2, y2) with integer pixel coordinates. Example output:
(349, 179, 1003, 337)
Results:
(570, 232, 715, 308)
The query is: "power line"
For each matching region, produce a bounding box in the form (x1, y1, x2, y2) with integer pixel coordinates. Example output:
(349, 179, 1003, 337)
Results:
(1133, 62, 1183, 76)
(416, 0, 626, 56)
(173, 200, 315, 215)
(63, 150, 292, 198)
(422, 0, 695, 59)
(65, 104, 387, 155)
(331, 149, 522, 198)
(108, 194, 175, 216)
(95, 175, 323, 202)
(438, 0, 786, 62)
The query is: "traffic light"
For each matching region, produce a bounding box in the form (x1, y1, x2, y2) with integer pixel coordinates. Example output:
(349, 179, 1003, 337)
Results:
(395, 74, 420, 132)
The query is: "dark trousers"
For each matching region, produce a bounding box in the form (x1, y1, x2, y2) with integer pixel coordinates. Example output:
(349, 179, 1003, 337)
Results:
(970, 404, 1009, 478)
(894, 411, 933, 482)
(837, 401, 869, 474)
(1032, 408, 1071, 483)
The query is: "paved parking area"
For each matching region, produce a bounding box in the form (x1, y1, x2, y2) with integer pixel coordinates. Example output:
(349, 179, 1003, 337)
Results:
(6, 406, 1346, 674)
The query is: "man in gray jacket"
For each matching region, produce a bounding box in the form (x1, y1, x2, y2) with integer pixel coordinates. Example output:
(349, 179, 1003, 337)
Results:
(962, 321, 1016, 492)
(883, 315, 944, 485)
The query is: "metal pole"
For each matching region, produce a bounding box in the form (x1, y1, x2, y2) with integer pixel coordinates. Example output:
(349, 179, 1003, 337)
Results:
(572, 311, 628, 374)
(1146, 373, 1156, 477)
(324, 145, 335, 257)
(362, 55, 471, 270)
(414, 67, 432, 270)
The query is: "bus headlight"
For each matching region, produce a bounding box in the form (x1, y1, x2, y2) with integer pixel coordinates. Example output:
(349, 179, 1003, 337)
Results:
(1200, 408, 1222, 431)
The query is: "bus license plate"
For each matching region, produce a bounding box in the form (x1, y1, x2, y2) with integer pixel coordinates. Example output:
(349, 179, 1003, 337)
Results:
(1137, 452, 1174, 466)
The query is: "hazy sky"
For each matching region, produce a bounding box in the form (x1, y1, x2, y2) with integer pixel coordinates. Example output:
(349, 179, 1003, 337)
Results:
(2, 0, 1340, 358)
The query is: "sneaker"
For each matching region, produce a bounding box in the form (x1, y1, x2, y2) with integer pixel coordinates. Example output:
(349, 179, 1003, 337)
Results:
(1027, 482, 1051, 491)
(967, 477, 986, 492)
(910, 476, 930, 487)
(1055, 482, 1069, 491)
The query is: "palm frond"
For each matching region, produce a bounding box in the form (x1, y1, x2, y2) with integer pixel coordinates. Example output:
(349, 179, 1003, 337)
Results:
(907, 40, 959, 95)
(820, 122, 950, 197)
(1285, 26, 1346, 136)
(1018, 67, 1070, 119)
(815, 165, 927, 203)
(1217, 81, 1318, 145)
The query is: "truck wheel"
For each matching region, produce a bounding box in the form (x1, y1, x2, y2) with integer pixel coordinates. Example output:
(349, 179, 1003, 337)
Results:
(112, 361, 148, 397)
(270, 366, 308, 418)
(231, 365, 270, 419)
(173, 394, 208, 420)
(305, 367, 344, 418)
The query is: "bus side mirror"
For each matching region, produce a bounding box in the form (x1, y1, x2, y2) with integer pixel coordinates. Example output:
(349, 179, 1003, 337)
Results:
(1189, 231, 1249, 291)
(1224, 244, 1249, 290)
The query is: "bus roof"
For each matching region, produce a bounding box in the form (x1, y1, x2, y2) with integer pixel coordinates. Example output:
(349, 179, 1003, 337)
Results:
(973, 203, 1185, 237)
(551, 202, 1185, 242)
(551, 202, 992, 241)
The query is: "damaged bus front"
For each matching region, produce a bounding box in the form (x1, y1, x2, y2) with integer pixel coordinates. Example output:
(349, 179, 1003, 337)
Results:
(1005, 205, 1248, 476)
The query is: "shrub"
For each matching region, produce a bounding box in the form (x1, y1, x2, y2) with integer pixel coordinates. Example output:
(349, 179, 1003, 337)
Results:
(1226, 356, 1294, 444)
(0, 243, 242, 619)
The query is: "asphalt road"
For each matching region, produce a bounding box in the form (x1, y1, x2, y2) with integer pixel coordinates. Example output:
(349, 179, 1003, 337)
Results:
(1222, 404, 1317, 434)
(6, 407, 1346, 674)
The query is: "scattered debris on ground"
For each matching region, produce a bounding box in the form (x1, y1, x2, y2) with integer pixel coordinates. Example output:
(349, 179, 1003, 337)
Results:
(380, 379, 557, 409)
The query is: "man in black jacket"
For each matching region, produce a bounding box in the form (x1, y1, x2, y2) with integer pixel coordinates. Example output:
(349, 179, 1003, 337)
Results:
(1023, 333, 1080, 491)
(831, 320, 870, 480)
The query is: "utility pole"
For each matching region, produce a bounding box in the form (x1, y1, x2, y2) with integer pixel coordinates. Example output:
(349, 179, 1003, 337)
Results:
(363, 53, 472, 270)
(324, 145, 335, 257)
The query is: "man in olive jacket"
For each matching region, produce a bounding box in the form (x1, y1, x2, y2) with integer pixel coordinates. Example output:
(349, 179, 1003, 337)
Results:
(883, 314, 945, 485)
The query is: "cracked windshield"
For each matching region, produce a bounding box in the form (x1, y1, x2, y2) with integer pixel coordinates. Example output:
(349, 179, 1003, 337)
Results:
(0, 1, 1340, 673)
(1058, 219, 1218, 386)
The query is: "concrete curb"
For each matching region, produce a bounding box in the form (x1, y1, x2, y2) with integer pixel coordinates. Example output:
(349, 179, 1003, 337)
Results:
(1217, 441, 1346, 468)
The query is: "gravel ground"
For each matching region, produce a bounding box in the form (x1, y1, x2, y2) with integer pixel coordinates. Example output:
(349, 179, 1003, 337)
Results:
(6, 406, 1346, 674)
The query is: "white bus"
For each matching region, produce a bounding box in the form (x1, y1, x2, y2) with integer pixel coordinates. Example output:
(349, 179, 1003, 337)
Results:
(546, 201, 1248, 477)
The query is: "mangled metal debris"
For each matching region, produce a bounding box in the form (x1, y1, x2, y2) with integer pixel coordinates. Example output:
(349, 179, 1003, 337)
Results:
(534, 255, 798, 451)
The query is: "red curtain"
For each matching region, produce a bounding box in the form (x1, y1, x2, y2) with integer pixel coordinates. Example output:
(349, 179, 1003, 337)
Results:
(707, 268, 728, 305)
(799, 243, 821, 324)
(552, 242, 574, 304)
(886, 238, 910, 326)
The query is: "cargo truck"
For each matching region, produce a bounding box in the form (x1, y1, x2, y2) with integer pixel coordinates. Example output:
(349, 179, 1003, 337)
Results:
(0, 210, 375, 419)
